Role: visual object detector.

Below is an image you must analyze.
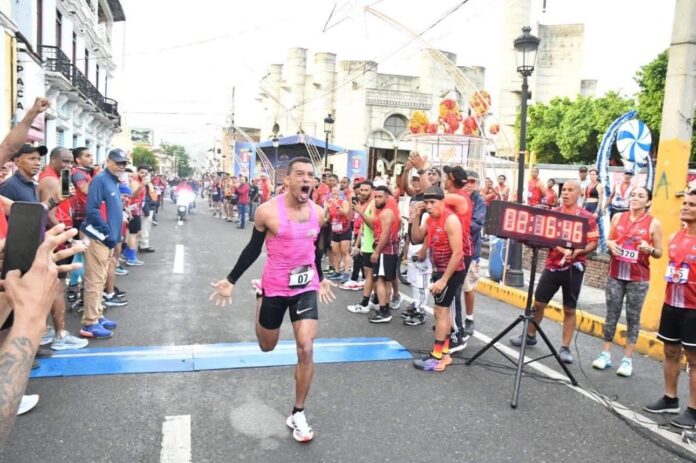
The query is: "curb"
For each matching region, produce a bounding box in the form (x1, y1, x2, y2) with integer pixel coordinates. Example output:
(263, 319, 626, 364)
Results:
(475, 277, 666, 362)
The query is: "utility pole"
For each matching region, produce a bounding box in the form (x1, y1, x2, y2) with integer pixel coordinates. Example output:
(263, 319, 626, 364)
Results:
(642, 0, 696, 330)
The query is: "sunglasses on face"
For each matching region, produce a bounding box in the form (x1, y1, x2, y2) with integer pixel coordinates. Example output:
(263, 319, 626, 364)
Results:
(115, 161, 127, 166)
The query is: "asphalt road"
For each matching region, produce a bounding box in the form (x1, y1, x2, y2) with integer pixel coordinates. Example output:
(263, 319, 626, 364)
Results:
(2, 200, 695, 462)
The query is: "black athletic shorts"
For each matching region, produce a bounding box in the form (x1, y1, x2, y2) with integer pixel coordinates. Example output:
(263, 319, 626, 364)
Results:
(331, 228, 352, 243)
(658, 304, 696, 349)
(57, 255, 74, 280)
(534, 267, 585, 309)
(361, 252, 373, 270)
(373, 253, 398, 282)
(259, 290, 319, 330)
(128, 215, 142, 234)
(212, 194, 221, 202)
(431, 269, 466, 308)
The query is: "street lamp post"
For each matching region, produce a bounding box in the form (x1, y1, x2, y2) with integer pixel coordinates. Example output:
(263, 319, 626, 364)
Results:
(505, 26, 540, 288)
(272, 136, 279, 190)
(323, 113, 334, 169)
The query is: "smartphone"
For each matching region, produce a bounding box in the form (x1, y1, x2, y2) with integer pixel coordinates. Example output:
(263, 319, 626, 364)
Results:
(351, 196, 359, 205)
(60, 168, 71, 198)
(1, 202, 47, 278)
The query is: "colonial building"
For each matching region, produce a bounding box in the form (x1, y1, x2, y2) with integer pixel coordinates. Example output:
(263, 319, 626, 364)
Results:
(10, 0, 124, 163)
(257, 47, 485, 177)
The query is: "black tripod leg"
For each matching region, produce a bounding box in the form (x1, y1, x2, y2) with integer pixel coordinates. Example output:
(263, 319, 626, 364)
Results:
(510, 316, 531, 408)
(465, 315, 525, 366)
(530, 319, 579, 386)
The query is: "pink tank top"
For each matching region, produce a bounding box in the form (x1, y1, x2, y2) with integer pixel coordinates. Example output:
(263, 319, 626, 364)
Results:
(261, 194, 321, 297)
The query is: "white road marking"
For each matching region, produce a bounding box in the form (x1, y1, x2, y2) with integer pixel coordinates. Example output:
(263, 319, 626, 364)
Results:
(399, 292, 695, 455)
(160, 415, 191, 463)
(173, 244, 184, 274)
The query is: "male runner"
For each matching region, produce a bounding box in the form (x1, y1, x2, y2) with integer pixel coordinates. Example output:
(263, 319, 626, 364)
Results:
(346, 181, 377, 313)
(606, 169, 635, 219)
(410, 186, 465, 372)
(509, 180, 598, 363)
(210, 157, 335, 443)
(643, 189, 696, 428)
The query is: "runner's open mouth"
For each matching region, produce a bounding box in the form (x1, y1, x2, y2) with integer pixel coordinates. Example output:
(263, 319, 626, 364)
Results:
(301, 186, 310, 194)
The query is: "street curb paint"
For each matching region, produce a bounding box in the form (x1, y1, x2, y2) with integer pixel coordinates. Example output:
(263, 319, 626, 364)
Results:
(475, 278, 666, 362)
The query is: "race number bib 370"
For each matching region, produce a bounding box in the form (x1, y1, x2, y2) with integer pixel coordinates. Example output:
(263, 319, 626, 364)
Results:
(616, 245, 638, 264)
(289, 265, 314, 289)
(665, 263, 689, 284)
(331, 221, 343, 233)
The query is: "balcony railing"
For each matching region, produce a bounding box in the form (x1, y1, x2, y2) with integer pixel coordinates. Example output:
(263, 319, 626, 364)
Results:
(40, 46, 121, 126)
(41, 46, 72, 82)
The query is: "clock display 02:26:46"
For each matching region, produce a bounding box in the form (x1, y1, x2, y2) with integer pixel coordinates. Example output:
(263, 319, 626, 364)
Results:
(501, 208, 584, 244)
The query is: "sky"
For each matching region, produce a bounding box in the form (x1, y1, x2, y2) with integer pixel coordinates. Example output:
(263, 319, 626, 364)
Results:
(109, 0, 675, 164)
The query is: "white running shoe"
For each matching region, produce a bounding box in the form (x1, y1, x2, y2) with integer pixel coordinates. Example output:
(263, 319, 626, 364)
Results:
(40, 326, 55, 346)
(17, 394, 39, 415)
(339, 280, 361, 291)
(346, 303, 370, 314)
(592, 352, 612, 370)
(286, 410, 314, 442)
(51, 331, 89, 351)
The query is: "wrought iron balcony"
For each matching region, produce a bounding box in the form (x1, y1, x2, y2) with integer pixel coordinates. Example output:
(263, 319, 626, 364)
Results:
(41, 46, 72, 82)
(41, 46, 121, 126)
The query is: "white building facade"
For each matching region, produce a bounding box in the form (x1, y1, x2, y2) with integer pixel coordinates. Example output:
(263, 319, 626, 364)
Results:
(11, 0, 124, 164)
(258, 47, 485, 176)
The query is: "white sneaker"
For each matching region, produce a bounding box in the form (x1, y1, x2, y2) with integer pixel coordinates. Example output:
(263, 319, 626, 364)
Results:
(592, 352, 612, 370)
(17, 394, 39, 415)
(339, 280, 361, 291)
(51, 331, 89, 351)
(40, 326, 55, 346)
(347, 303, 370, 314)
(286, 410, 314, 442)
(616, 358, 633, 377)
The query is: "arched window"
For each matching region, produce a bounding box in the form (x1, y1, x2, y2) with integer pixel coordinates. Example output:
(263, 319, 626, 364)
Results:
(384, 114, 408, 138)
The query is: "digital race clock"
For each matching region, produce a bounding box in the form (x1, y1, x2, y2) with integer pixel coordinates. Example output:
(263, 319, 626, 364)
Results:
(485, 201, 589, 249)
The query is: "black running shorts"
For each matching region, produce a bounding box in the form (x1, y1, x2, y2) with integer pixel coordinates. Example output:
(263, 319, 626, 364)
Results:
(534, 267, 585, 309)
(431, 269, 466, 308)
(373, 253, 398, 282)
(331, 228, 352, 243)
(259, 290, 318, 330)
(658, 304, 696, 349)
(128, 215, 142, 234)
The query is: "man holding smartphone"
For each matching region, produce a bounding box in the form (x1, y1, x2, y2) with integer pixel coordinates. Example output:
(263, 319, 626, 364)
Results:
(37, 147, 88, 350)
(80, 149, 127, 339)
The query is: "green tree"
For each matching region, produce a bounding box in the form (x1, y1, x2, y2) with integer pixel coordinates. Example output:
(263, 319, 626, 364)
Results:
(635, 50, 696, 161)
(162, 143, 193, 178)
(131, 146, 159, 171)
(521, 92, 634, 164)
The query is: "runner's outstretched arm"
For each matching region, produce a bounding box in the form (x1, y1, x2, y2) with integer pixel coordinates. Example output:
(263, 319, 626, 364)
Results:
(226, 227, 266, 284)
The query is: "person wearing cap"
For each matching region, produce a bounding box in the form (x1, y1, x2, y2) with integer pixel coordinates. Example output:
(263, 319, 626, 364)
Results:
(0, 144, 46, 203)
(410, 186, 465, 371)
(578, 166, 589, 207)
(79, 148, 127, 339)
(606, 168, 636, 219)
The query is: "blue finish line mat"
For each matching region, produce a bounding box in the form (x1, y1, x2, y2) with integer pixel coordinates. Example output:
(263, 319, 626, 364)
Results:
(30, 337, 413, 378)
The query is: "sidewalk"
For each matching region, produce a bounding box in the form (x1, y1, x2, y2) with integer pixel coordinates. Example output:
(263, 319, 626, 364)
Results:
(474, 257, 665, 362)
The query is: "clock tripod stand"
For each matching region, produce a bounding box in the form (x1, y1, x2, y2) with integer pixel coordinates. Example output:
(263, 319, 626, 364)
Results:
(465, 243, 579, 408)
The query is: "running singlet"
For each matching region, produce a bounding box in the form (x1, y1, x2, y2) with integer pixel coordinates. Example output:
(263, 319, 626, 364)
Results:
(527, 179, 543, 206)
(609, 212, 653, 282)
(371, 198, 400, 255)
(38, 167, 73, 228)
(427, 209, 465, 273)
(664, 230, 696, 309)
(261, 194, 321, 297)
(360, 200, 375, 253)
(611, 183, 633, 210)
(450, 189, 472, 257)
(70, 166, 92, 223)
(545, 206, 599, 270)
(328, 201, 350, 234)
(130, 178, 145, 216)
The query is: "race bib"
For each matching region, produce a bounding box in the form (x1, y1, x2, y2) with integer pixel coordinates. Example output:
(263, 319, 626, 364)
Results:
(665, 263, 689, 284)
(289, 265, 314, 288)
(616, 245, 638, 263)
(331, 221, 343, 233)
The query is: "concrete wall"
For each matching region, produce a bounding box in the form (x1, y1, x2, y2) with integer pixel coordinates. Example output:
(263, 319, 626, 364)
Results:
(534, 23, 584, 103)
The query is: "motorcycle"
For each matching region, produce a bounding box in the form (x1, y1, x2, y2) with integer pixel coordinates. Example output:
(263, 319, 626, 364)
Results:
(176, 190, 196, 222)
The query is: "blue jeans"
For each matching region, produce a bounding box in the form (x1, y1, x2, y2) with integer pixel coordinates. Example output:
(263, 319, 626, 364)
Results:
(239, 203, 248, 228)
(249, 202, 259, 222)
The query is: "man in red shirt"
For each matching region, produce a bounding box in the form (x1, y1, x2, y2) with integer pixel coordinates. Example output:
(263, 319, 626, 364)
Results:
(527, 167, 546, 206)
(37, 147, 88, 351)
(236, 175, 251, 229)
(70, 147, 94, 233)
(509, 180, 599, 364)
